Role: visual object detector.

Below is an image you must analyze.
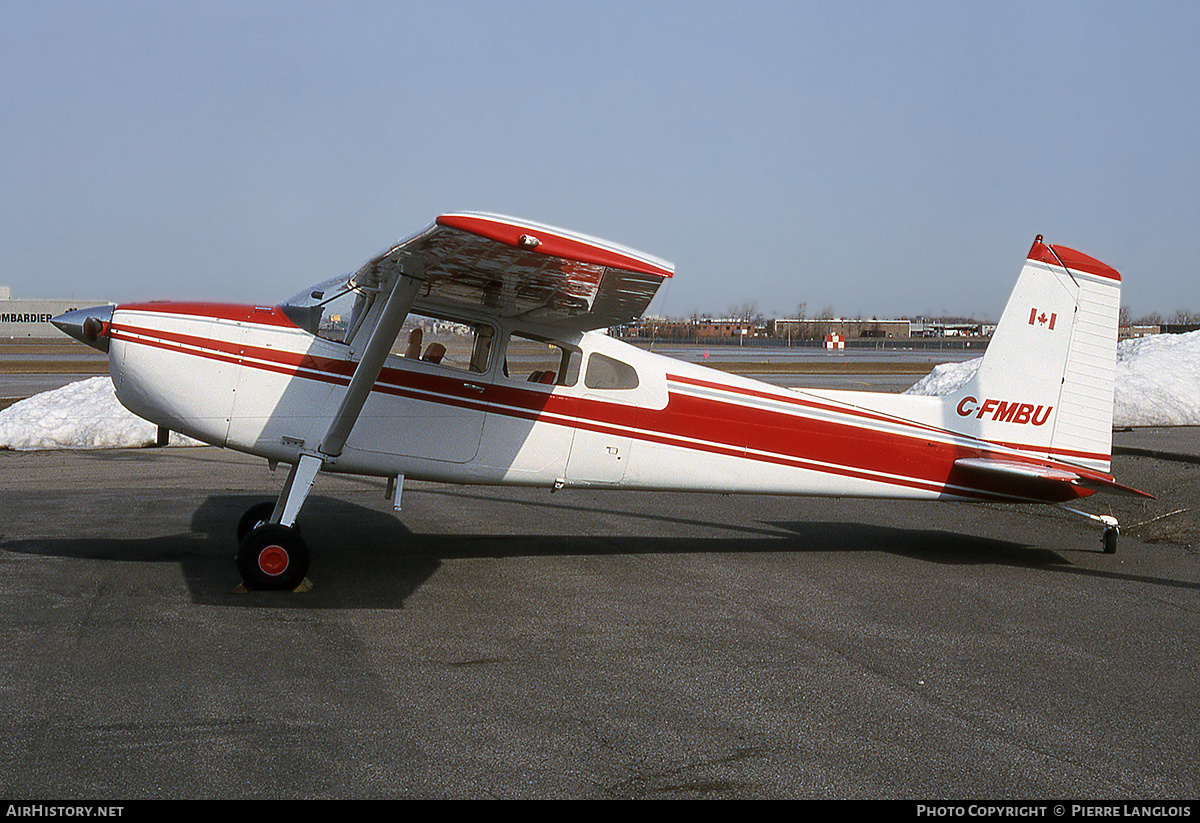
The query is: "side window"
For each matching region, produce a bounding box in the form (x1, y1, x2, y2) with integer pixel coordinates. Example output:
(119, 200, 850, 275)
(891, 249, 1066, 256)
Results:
(503, 333, 580, 387)
(393, 313, 492, 373)
(584, 353, 639, 390)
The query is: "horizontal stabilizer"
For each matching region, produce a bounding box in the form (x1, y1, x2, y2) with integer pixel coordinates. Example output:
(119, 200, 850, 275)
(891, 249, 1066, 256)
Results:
(954, 457, 1154, 499)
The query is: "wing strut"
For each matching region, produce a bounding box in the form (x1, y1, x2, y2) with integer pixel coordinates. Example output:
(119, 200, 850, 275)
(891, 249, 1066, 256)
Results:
(321, 255, 425, 459)
(270, 256, 426, 528)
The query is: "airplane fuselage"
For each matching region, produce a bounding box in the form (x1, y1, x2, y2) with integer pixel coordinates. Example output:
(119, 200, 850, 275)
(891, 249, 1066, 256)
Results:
(104, 301, 1096, 506)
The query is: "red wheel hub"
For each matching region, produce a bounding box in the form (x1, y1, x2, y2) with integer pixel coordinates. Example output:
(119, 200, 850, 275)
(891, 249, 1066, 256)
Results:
(257, 545, 290, 577)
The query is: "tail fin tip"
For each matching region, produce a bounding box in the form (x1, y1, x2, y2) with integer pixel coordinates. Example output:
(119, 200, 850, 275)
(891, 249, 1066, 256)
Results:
(1027, 235, 1121, 282)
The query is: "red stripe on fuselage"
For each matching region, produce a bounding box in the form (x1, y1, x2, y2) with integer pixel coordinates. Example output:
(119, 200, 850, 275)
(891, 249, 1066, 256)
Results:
(667, 372, 948, 436)
(667, 372, 1108, 466)
(118, 302, 302, 327)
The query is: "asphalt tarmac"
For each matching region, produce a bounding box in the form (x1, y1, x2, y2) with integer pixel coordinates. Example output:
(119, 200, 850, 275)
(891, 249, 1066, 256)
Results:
(1, 434, 1197, 800)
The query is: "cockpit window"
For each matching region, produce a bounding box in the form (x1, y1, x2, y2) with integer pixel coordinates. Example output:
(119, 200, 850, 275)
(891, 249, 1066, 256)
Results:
(584, 353, 639, 390)
(392, 313, 493, 374)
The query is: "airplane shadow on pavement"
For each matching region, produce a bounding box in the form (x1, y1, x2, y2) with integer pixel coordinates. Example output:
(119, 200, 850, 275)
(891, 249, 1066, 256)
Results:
(11, 490, 1173, 609)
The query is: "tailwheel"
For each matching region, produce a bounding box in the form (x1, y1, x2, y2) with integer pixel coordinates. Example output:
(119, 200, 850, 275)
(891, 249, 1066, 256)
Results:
(237, 523, 310, 591)
(1103, 526, 1119, 555)
(1058, 506, 1121, 554)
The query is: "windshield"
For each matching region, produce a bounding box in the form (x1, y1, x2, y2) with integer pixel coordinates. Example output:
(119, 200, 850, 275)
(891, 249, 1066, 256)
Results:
(280, 275, 368, 342)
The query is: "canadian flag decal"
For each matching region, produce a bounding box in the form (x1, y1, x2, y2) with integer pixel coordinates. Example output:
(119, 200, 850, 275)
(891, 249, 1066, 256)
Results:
(1028, 307, 1057, 330)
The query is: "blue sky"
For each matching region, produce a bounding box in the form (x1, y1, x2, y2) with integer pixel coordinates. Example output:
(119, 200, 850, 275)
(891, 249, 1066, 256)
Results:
(3, 1, 1197, 321)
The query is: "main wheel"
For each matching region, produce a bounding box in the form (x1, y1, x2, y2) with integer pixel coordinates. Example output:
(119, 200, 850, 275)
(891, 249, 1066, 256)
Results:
(237, 501, 277, 543)
(1102, 527, 1118, 555)
(237, 524, 310, 591)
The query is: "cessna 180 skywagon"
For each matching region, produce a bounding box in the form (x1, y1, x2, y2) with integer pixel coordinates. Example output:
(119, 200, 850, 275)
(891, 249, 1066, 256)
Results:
(52, 212, 1149, 590)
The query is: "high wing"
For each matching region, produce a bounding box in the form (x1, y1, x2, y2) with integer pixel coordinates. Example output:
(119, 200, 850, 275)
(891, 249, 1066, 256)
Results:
(349, 212, 675, 332)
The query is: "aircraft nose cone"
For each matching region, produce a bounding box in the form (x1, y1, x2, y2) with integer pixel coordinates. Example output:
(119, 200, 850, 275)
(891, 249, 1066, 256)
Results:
(51, 305, 115, 352)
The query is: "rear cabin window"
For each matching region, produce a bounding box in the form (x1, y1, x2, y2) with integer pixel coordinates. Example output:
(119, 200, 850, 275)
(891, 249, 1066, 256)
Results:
(503, 333, 580, 387)
(584, 353, 639, 390)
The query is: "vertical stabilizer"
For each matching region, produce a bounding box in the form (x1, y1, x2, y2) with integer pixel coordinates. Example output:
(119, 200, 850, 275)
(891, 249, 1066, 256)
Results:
(946, 237, 1121, 472)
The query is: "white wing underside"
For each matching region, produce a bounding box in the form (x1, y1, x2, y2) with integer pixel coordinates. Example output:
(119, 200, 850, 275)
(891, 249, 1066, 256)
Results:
(350, 212, 674, 332)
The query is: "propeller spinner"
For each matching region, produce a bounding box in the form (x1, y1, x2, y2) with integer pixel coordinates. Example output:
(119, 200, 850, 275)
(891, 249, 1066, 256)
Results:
(51, 305, 114, 353)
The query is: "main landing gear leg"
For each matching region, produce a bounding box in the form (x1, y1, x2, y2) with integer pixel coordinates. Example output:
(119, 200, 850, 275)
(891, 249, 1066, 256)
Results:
(233, 255, 425, 592)
(236, 454, 322, 591)
(1058, 505, 1120, 554)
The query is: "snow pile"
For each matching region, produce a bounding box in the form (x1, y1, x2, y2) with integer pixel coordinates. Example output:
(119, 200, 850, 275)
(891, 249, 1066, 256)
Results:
(904, 359, 980, 397)
(1112, 331, 1200, 426)
(0, 377, 200, 450)
(905, 330, 1200, 427)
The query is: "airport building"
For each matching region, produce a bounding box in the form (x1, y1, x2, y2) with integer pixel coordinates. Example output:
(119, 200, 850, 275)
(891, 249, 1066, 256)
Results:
(0, 287, 111, 339)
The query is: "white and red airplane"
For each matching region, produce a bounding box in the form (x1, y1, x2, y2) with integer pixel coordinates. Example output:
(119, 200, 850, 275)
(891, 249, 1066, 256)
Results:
(52, 213, 1150, 590)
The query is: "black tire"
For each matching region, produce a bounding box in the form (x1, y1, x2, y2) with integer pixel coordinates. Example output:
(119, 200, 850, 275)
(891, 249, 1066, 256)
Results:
(237, 524, 310, 591)
(1103, 528, 1118, 555)
(237, 501, 277, 543)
